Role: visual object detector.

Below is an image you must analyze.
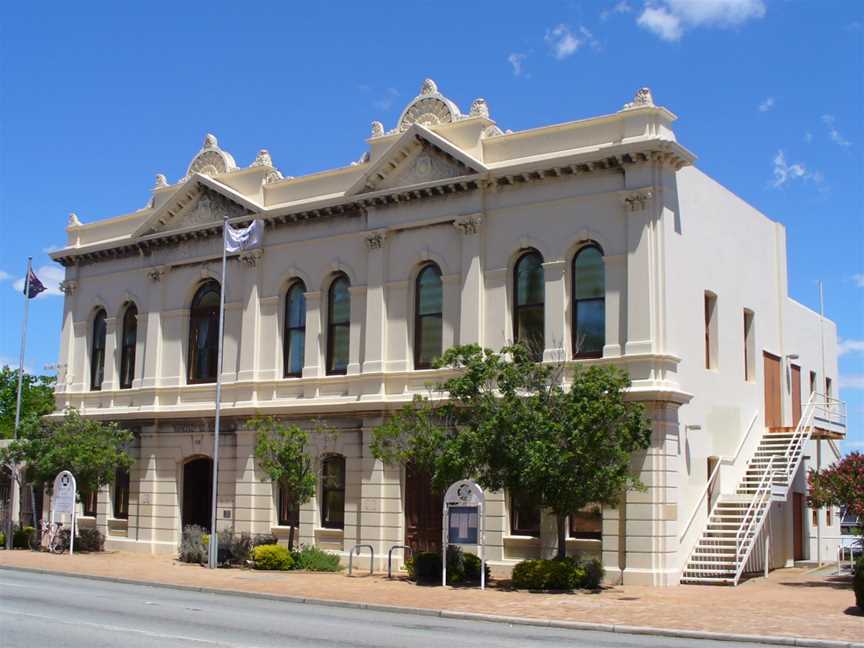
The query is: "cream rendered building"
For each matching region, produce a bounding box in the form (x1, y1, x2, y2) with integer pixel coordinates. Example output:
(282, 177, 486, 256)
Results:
(49, 80, 846, 586)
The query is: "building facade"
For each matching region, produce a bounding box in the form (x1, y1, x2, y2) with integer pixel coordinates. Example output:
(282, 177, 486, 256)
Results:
(48, 80, 846, 585)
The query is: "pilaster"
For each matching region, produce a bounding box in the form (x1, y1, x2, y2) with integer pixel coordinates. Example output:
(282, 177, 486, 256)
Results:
(455, 214, 483, 346)
(302, 291, 322, 378)
(542, 259, 566, 362)
(141, 266, 167, 389)
(623, 188, 656, 355)
(102, 316, 119, 391)
(347, 286, 366, 375)
(362, 231, 388, 374)
(603, 254, 626, 358)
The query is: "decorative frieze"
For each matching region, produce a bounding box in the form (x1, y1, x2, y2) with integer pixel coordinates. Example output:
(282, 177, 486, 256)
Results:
(453, 214, 483, 235)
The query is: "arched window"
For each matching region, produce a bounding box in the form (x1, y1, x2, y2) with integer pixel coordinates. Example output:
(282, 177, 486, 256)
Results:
(188, 280, 221, 384)
(326, 275, 350, 375)
(321, 454, 346, 529)
(414, 263, 443, 369)
(283, 281, 306, 378)
(513, 250, 545, 361)
(90, 309, 107, 391)
(571, 244, 605, 358)
(119, 303, 138, 389)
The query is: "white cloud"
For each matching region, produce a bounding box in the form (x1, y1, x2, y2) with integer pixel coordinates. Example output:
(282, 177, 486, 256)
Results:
(853, 273, 864, 287)
(821, 114, 851, 148)
(11, 265, 64, 297)
(372, 88, 399, 112)
(840, 374, 864, 390)
(544, 24, 598, 59)
(839, 339, 864, 356)
(601, 1, 632, 20)
(508, 52, 528, 77)
(758, 97, 774, 112)
(771, 150, 806, 188)
(42, 243, 62, 254)
(0, 271, 12, 282)
(637, 0, 766, 41)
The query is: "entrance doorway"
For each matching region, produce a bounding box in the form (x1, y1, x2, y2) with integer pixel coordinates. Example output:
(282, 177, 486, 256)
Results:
(763, 352, 782, 429)
(793, 492, 804, 561)
(404, 462, 442, 553)
(182, 457, 213, 531)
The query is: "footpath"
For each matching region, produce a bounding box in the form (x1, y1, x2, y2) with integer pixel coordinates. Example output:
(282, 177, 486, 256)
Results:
(0, 550, 860, 646)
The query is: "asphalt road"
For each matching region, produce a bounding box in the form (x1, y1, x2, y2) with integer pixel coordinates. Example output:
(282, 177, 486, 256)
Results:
(0, 569, 770, 648)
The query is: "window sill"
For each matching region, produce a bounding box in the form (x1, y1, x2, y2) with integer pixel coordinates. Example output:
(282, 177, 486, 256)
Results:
(503, 534, 541, 542)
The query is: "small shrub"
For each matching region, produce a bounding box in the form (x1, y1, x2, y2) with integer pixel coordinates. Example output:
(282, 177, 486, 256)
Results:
(13, 525, 35, 549)
(179, 525, 209, 564)
(252, 533, 278, 547)
(854, 556, 864, 610)
(252, 544, 294, 570)
(407, 551, 442, 584)
(446, 545, 466, 584)
(462, 552, 491, 583)
(581, 558, 604, 590)
(218, 529, 254, 565)
(0, 530, 5, 547)
(293, 545, 342, 572)
(511, 557, 590, 591)
(76, 528, 105, 552)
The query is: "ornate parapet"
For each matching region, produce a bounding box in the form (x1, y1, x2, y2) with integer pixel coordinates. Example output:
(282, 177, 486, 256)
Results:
(453, 213, 483, 235)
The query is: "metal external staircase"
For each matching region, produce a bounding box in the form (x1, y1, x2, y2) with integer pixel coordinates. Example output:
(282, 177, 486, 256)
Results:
(681, 394, 838, 585)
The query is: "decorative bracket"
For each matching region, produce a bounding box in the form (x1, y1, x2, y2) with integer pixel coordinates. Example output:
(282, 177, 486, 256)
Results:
(365, 230, 388, 250)
(621, 188, 654, 212)
(146, 265, 170, 282)
(59, 280, 78, 295)
(239, 248, 264, 267)
(453, 213, 483, 235)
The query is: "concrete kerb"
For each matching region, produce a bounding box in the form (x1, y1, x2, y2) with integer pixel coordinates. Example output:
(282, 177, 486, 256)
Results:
(0, 565, 859, 648)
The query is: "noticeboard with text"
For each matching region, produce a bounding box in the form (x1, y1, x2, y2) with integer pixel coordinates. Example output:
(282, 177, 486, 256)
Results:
(448, 506, 479, 544)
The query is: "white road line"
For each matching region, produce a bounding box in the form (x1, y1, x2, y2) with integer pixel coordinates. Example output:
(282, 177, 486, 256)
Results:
(0, 608, 269, 648)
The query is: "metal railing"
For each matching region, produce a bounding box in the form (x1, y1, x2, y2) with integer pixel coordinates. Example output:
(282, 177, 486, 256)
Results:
(734, 456, 775, 585)
(387, 544, 412, 579)
(348, 544, 374, 576)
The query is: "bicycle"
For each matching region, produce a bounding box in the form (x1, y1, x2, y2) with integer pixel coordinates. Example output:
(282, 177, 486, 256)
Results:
(40, 520, 66, 554)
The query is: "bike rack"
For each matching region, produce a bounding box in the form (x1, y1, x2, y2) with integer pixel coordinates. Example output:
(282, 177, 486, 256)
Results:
(387, 544, 412, 579)
(348, 544, 374, 576)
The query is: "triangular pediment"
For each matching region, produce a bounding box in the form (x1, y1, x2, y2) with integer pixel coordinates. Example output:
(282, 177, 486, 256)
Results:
(134, 174, 261, 238)
(346, 124, 486, 196)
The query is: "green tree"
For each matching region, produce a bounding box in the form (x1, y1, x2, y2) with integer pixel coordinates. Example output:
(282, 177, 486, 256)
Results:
(0, 409, 134, 517)
(0, 366, 56, 439)
(809, 451, 864, 524)
(250, 416, 317, 550)
(372, 344, 652, 559)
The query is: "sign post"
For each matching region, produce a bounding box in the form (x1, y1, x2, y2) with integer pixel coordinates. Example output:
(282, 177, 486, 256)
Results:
(442, 479, 486, 590)
(52, 470, 76, 555)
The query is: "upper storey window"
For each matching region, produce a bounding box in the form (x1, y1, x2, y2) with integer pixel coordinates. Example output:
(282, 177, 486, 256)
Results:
(414, 263, 443, 369)
(513, 250, 545, 361)
(188, 280, 221, 384)
(572, 244, 605, 359)
(327, 275, 350, 375)
(90, 309, 107, 391)
(283, 281, 306, 378)
(119, 303, 138, 389)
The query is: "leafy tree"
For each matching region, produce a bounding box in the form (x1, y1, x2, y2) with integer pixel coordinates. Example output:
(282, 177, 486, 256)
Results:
(809, 452, 864, 526)
(372, 344, 652, 559)
(250, 416, 317, 550)
(0, 366, 56, 439)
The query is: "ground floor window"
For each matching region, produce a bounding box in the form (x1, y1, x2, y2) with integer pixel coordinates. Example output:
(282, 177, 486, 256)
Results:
(509, 491, 541, 536)
(114, 469, 130, 519)
(81, 488, 98, 517)
(321, 455, 345, 529)
(569, 504, 602, 540)
(278, 483, 300, 527)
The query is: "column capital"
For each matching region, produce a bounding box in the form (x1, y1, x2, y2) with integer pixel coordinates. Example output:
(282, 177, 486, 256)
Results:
(146, 265, 170, 282)
(453, 213, 483, 235)
(239, 248, 264, 267)
(365, 229, 388, 250)
(619, 187, 654, 212)
(59, 279, 78, 295)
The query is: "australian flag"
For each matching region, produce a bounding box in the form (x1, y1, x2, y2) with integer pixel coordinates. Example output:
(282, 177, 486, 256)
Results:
(24, 268, 46, 299)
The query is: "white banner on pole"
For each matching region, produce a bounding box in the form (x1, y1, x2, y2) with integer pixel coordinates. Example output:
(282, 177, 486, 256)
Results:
(52, 470, 76, 555)
(442, 479, 486, 590)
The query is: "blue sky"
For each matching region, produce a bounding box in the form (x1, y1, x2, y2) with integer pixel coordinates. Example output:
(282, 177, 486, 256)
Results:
(0, 1, 861, 447)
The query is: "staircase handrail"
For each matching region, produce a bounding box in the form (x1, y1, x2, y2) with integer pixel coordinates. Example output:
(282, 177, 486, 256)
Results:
(782, 392, 818, 483)
(679, 412, 759, 543)
(734, 455, 775, 585)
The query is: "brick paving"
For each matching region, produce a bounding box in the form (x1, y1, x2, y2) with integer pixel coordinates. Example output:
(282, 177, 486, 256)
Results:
(0, 549, 859, 642)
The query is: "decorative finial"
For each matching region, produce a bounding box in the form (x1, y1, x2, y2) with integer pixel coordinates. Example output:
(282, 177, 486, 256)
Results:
(469, 98, 489, 119)
(203, 133, 218, 148)
(623, 87, 654, 110)
(67, 212, 81, 227)
(371, 121, 384, 137)
(154, 173, 168, 189)
(420, 78, 438, 96)
(251, 149, 273, 167)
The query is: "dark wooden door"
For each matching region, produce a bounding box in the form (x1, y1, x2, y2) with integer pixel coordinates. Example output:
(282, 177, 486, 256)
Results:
(791, 365, 802, 428)
(793, 492, 804, 561)
(182, 458, 213, 531)
(404, 463, 442, 553)
(763, 352, 782, 429)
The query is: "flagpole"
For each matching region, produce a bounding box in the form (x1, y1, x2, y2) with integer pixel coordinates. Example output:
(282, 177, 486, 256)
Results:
(6, 258, 32, 550)
(208, 218, 228, 569)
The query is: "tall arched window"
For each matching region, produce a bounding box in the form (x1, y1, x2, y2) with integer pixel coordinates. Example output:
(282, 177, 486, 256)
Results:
(513, 250, 545, 361)
(119, 303, 138, 389)
(414, 263, 443, 369)
(90, 309, 107, 391)
(188, 280, 221, 384)
(283, 281, 306, 378)
(571, 244, 605, 358)
(321, 454, 346, 529)
(326, 275, 350, 375)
